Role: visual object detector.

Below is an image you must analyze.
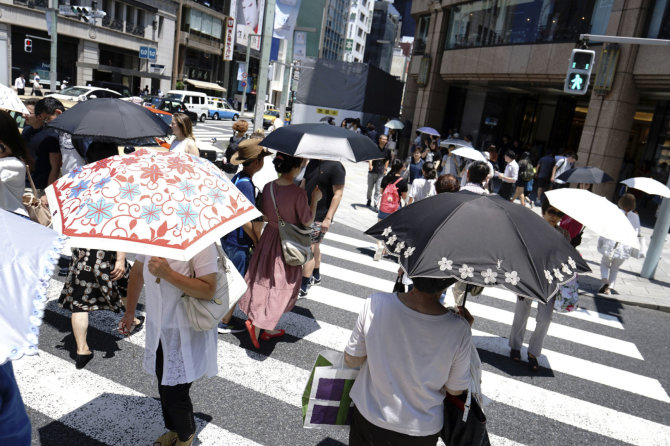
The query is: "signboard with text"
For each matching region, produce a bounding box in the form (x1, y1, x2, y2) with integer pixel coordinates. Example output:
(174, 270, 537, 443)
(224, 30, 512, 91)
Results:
(139, 46, 157, 61)
(223, 16, 235, 61)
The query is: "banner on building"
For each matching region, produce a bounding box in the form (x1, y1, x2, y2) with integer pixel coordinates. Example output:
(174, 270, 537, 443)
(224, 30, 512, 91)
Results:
(293, 31, 307, 61)
(223, 16, 235, 61)
(273, 0, 302, 40)
(231, 0, 265, 51)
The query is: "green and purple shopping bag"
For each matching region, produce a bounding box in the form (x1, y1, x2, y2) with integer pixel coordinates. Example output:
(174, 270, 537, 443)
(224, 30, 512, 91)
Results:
(302, 350, 359, 429)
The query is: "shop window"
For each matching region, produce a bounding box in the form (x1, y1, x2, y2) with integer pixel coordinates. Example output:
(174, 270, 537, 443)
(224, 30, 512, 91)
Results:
(444, 0, 599, 50)
(414, 15, 430, 55)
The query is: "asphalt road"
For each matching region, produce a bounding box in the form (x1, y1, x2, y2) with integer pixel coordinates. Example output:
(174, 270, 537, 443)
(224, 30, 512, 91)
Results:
(14, 176, 670, 445)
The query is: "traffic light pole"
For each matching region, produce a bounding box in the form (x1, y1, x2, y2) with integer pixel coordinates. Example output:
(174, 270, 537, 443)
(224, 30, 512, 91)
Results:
(253, 0, 276, 133)
(578, 33, 670, 279)
(49, 0, 58, 93)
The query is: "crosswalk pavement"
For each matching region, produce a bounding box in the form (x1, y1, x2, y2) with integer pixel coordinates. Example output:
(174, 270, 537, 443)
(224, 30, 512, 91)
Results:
(15, 223, 670, 445)
(193, 122, 235, 142)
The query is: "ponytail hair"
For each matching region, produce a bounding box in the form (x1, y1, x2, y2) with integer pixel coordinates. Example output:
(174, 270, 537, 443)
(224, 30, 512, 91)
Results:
(422, 161, 437, 180)
(389, 158, 404, 175)
(273, 153, 302, 174)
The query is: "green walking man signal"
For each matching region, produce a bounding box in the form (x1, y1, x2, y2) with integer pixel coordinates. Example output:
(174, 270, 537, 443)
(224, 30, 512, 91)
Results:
(564, 49, 596, 95)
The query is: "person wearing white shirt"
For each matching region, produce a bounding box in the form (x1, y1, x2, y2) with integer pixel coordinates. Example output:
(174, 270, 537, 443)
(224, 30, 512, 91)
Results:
(14, 74, 26, 95)
(496, 150, 518, 200)
(0, 110, 33, 217)
(345, 277, 473, 443)
(120, 245, 218, 446)
(407, 162, 436, 204)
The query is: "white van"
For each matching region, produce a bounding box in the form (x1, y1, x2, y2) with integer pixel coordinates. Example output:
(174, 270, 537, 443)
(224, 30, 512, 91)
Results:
(166, 90, 209, 122)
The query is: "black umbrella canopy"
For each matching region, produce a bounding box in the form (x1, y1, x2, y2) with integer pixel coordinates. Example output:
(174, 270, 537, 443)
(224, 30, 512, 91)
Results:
(365, 192, 590, 302)
(556, 166, 614, 184)
(46, 98, 171, 143)
(259, 123, 383, 162)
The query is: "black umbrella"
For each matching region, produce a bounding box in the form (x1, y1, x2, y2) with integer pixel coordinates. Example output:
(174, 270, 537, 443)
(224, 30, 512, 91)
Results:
(46, 98, 171, 143)
(556, 166, 614, 184)
(259, 123, 382, 162)
(365, 192, 590, 303)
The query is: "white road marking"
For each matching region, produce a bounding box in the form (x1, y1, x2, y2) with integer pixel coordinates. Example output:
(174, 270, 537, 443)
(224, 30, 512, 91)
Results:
(14, 351, 261, 446)
(482, 370, 670, 446)
(319, 243, 398, 273)
(319, 262, 395, 292)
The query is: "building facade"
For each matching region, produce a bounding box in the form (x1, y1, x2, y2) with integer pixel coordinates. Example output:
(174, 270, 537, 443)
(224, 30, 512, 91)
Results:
(343, 0, 373, 63)
(2, 0, 177, 95)
(403, 0, 670, 197)
(364, 0, 400, 72)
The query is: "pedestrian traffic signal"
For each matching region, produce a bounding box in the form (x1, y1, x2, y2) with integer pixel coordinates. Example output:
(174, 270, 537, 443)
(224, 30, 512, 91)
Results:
(564, 49, 596, 95)
(24, 38, 32, 53)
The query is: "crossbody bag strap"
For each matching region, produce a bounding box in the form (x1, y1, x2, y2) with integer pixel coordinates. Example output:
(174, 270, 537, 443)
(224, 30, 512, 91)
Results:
(25, 164, 39, 196)
(269, 182, 285, 226)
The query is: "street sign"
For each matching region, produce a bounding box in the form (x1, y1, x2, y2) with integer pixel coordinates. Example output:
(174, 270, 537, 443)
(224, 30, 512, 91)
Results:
(139, 46, 149, 59)
(148, 47, 157, 61)
(345, 39, 353, 51)
(564, 49, 596, 95)
(223, 16, 235, 61)
(242, 72, 248, 79)
(241, 81, 247, 88)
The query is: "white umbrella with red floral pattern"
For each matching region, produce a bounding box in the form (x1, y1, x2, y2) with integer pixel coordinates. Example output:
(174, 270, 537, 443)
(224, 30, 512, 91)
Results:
(45, 149, 261, 261)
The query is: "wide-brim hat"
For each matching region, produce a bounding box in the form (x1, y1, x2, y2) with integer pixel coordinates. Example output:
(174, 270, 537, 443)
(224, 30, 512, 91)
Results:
(230, 139, 271, 165)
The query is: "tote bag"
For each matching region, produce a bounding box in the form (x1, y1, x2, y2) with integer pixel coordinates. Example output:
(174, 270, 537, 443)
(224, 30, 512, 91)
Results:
(182, 244, 248, 331)
(269, 182, 313, 266)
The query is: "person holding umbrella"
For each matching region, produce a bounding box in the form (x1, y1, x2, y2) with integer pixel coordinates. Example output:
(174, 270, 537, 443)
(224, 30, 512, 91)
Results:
(169, 113, 199, 156)
(597, 193, 641, 295)
(238, 153, 322, 348)
(509, 196, 571, 372)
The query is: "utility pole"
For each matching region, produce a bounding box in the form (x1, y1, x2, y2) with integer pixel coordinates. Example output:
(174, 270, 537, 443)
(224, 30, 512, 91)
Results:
(279, 34, 294, 124)
(49, 0, 58, 93)
(239, 38, 253, 116)
(253, 0, 276, 132)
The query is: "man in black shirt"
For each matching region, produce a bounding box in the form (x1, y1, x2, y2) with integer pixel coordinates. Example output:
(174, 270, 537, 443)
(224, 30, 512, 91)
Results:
(366, 134, 391, 210)
(300, 160, 346, 296)
(23, 99, 61, 189)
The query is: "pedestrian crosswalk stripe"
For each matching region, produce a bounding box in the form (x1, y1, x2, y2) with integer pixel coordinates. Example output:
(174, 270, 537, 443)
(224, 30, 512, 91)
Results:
(464, 301, 643, 360)
(320, 262, 395, 292)
(14, 351, 262, 446)
(472, 330, 670, 403)
(482, 370, 670, 446)
(477, 287, 625, 330)
(306, 285, 366, 314)
(324, 231, 376, 249)
(320, 243, 398, 273)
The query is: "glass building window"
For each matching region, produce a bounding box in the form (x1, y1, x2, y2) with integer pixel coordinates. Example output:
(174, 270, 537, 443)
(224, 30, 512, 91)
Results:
(445, 0, 603, 50)
(647, 0, 670, 39)
(414, 15, 430, 55)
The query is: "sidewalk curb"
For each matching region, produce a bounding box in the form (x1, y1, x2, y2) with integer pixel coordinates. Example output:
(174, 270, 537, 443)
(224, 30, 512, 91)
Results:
(592, 292, 670, 313)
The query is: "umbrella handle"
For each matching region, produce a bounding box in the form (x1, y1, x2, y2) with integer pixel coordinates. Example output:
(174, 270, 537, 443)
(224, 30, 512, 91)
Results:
(463, 283, 470, 306)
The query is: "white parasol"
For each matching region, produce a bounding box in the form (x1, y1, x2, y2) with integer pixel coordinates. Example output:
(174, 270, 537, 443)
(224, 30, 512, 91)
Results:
(621, 177, 670, 198)
(0, 83, 29, 115)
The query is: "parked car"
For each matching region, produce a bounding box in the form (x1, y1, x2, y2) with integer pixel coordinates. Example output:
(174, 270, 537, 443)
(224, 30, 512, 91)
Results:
(47, 86, 122, 102)
(148, 98, 198, 126)
(87, 81, 132, 97)
(263, 109, 280, 129)
(208, 101, 239, 121)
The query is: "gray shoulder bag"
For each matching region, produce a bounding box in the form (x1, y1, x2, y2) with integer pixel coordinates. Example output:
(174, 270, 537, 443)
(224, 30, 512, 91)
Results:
(269, 182, 314, 266)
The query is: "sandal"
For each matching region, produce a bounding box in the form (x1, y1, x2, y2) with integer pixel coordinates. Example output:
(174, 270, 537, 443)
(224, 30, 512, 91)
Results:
(174, 433, 195, 446)
(528, 356, 539, 373)
(260, 329, 285, 342)
(510, 349, 521, 362)
(598, 283, 609, 294)
(245, 320, 260, 349)
(153, 431, 178, 446)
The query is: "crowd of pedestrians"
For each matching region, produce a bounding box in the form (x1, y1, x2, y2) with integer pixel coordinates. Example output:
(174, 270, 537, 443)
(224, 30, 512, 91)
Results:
(0, 98, 653, 446)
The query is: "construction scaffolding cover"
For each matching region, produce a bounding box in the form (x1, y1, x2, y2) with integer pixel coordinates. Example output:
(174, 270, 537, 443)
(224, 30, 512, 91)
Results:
(295, 59, 402, 115)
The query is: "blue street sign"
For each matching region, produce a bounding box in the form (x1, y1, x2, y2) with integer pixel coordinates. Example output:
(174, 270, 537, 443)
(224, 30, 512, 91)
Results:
(148, 47, 157, 61)
(139, 46, 149, 59)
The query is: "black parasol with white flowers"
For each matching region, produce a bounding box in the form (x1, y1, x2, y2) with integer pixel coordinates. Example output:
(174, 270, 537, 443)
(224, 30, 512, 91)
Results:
(365, 192, 590, 303)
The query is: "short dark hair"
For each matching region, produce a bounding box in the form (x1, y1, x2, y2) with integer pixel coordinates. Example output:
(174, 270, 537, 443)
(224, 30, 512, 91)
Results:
(388, 158, 404, 175)
(505, 150, 516, 160)
(23, 97, 40, 108)
(422, 162, 437, 180)
(467, 161, 489, 184)
(435, 174, 460, 193)
(0, 110, 33, 169)
(566, 152, 578, 161)
(35, 97, 64, 116)
(412, 277, 458, 294)
(272, 153, 302, 174)
(86, 141, 118, 163)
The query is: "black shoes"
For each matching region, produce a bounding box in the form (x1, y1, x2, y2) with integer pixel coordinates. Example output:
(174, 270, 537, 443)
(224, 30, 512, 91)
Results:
(75, 352, 94, 369)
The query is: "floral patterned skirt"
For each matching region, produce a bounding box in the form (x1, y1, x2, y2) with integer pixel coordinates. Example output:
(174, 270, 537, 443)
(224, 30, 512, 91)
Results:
(554, 277, 579, 312)
(58, 248, 130, 312)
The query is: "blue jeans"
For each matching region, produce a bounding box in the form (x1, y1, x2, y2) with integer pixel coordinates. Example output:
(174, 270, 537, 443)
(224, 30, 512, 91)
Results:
(0, 362, 31, 446)
(222, 242, 251, 276)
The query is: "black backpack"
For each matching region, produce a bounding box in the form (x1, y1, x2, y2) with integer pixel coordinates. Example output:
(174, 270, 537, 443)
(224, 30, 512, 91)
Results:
(222, 135, 246, 173)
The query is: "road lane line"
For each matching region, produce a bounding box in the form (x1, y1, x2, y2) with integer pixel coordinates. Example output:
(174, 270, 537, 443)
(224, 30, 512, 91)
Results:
(14, 351, 261, 446)
(319, 243, 399, 273)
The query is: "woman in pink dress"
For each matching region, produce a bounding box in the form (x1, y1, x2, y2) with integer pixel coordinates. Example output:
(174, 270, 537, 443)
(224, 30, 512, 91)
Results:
(238, 153, 321, 348)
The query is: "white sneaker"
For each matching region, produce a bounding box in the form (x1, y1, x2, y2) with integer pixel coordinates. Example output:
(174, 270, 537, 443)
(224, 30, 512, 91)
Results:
(373, 245, 383, 261)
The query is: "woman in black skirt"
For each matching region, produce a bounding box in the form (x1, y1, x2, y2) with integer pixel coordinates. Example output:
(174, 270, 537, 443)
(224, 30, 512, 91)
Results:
(58, 141, 138, 369)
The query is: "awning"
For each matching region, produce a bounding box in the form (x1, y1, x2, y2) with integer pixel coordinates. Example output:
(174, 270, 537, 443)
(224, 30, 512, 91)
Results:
(184, 79, 226, 93)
